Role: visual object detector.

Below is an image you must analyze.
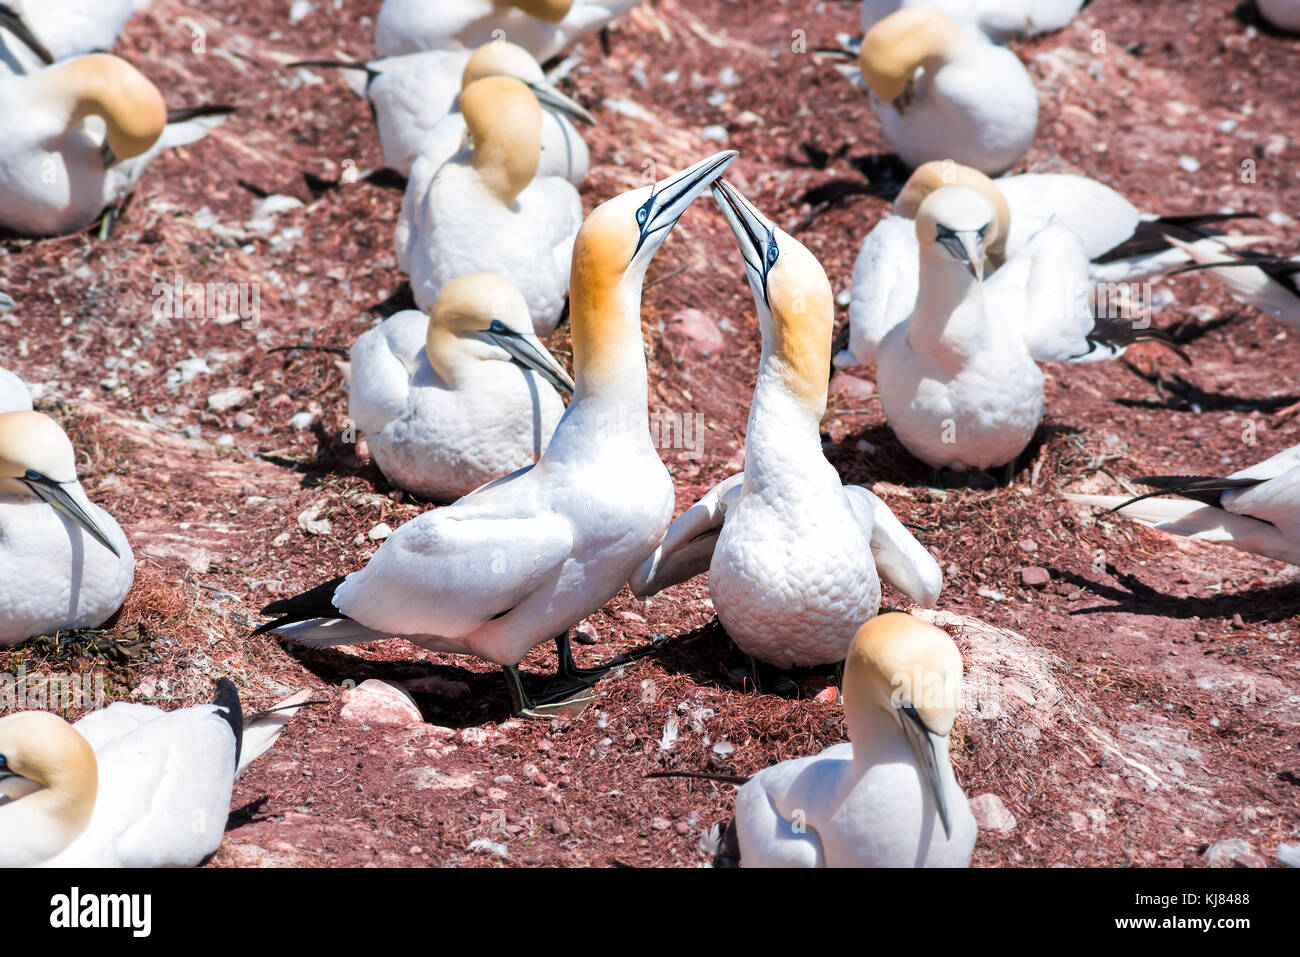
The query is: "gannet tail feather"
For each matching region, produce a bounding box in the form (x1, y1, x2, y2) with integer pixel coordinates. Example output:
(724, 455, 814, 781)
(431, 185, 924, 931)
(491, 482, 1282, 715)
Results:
(254, 575, 351, 634)
(1093, 212, 1257, 264)
(1112, 474, 1265, 511)
(1073, 317, 1191, 365)
(212, 678, 245, 773)
(238, 690, 321, 776)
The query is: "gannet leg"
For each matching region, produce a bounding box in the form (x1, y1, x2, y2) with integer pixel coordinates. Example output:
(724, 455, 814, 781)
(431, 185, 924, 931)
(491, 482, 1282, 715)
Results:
(502, 664, 595, 720)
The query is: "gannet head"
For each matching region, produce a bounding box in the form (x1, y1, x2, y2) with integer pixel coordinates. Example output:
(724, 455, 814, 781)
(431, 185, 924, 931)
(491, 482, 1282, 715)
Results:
(461, 75, 543, 205)
(0, 711, 98, 840)
(859, 7, 965, 103)
(37, 54, 167, 161)
(915, 185, 997, 281)
(711, 179, 833, 415)
(431, 272, 574, 395)
(895, 161, 1010, 263)
(0, 410, 121, 557)
(569, 151, 737, 389)
(462, 40, 594, 125)
(844, 612, 964, 838)
(512, 0, 576, 23)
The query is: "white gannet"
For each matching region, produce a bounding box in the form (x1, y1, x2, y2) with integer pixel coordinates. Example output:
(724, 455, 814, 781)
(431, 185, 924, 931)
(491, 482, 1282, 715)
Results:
(855, 7, 1038, 175)
(349, 272, 574, 502)
(397, 74, 582, 334)
(1067, 445, 1300, 566)
(1164, 240, 1300, 332)
(293, 39, 593, 181)
(0, 368, 32, 412)
(0, 0, 135, 75)
(1258, 0, 1300, 32)
(375, 0, 642, 61)
(840, 161, 1224, 366)
(0, 53, 231, 237)
(0, 410, 134, 646)
(0, 680, 314, 867)
(631, 181, 941, 670)
(651, 612, 976, 867)
(860, 0, 1084, 42)
(259, 151, 738, 717)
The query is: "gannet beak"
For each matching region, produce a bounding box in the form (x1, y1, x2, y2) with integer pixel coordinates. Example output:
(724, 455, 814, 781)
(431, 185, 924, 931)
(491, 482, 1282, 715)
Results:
(0, 291, 14, 311)
(0, 768, 40, 805)
(635, 150, 739, 255)
(710, 178, 779, 302)
(900, 705, 953, 840)
(19, 472, 122, 557)
(936, 228, 985, 282)
(480, 322, 575, 396)
(0, 4, 55, 65)
(527, 80, 595, 125)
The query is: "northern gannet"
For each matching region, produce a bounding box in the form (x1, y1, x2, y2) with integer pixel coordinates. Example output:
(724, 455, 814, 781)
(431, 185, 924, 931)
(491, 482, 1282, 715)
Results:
(650, 613, 976, 867)
(1165, 240, 1300, 332)
(374, 0, 643, 61)
(397, 74, 582, 333)
(860, 0, 1084, 42)
(294, 39, 593, 181)
(348, 272, 573, 502)
(0, 681, 314, 866)
(0, 410, 133, 645)
(0, 0, 134, 75)
(841, 161, 1228, 366)
(0, 53, 231, 237)
(258, 151, 738, 717)
(631, 181, 941, 670)
(0, 367, 32, 412)
(1067, 445, 1300, 566)
(856, 7, 1038, 174)
(1258, 0, 1300, 32)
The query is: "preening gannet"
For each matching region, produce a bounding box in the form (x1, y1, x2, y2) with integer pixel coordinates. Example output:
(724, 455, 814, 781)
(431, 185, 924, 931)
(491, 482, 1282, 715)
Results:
(1165, 240, 1300, 332)
(856, 7, 1038, 174)
(375, 0, 643, 61)
(841, 161, 1217, 366)
(259, 151, 738, 717)
(650, 613, 976, 867)
(0, 54, 231, 237)
(348, 272, 573, 502)
(1257, 0, 1300, 32)
(0, 367, 32, 412)
(0, 681, 314, 866)
(294, 39, 593, 181)
(397, 74, 582, 333)
(860, 0, 1084, 42)
(0, 0, 135, 75)
(631, 181, 941, 669)
(0, 410, 134, 646)
(1067, 445, 1300, 566)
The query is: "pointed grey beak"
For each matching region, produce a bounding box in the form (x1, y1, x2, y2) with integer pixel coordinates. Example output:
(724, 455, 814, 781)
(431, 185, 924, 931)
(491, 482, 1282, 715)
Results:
(479, 322, 574, 396)
(0, 3, 54, 64)
(634, 150, 739, 254)
(0, 290, 14, 311)
(527, 80, 596, 125)
(20, 472, 122, 558)
(937, 228, 986, 282)
(710, 178, 779, 300)
(900, 704, 953, 840)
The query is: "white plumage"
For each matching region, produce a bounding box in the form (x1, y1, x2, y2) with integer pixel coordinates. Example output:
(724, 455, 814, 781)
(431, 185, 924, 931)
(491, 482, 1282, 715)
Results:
(1257, 0, 1300, 32)
(0, 0, 135, 75)
(860, 0, 1085, 42)
(0, 368, 32, 413)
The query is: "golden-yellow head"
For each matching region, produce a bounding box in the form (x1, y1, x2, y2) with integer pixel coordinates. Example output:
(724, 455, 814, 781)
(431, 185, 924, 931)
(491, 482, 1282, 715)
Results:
(0, 711, 98, 824)
(460, 75, 543, 204)
(860, 7, 965, 103)
(40, 54, 167, 160)
(895, 160, 1010, 262)
(844, 612, 963, 736)
(0, 410, 78, 485)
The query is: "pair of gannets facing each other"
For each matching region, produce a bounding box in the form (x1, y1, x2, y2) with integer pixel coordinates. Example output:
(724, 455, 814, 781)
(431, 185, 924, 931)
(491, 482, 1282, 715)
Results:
(651, 614, 975, 867)
(294, 39, 593, 182)
(853, 7, 1038, 175)
(840, 160, 1237, 366)
(632, 182, 941, 669)
(0, 410, 134, 646)
(375, 0, 642, 61)
(0, 0, 135, 74)
(0, 681, 314, 866)
(860, 0, 1084, 42)
(0, 53, 231, 237)
(348, 272, 574, 502)
(1067, 444, 1300, 567)
(396, 74, 582, 333)
(259, 151, 739, 717)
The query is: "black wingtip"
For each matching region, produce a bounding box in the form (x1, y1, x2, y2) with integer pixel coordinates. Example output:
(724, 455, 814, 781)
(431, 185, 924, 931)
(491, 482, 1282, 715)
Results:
(212, 678, 245, 771)
(644, 770, 752, 786)
(1104, 474, 1264, 514)
(166, 105, 238, 124)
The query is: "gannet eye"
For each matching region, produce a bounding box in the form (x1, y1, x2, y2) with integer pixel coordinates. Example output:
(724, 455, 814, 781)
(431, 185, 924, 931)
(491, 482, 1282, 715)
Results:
(489, 319, 509, 334)
(24, 469, 41, 481)
(0, 755, 7, 770)
(636, 206, 649, 225)
(766, 243, 779, 266)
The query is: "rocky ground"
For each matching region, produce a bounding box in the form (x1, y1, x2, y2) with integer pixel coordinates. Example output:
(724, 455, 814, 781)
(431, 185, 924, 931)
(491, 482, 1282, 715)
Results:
(0, 0, 1297, 867)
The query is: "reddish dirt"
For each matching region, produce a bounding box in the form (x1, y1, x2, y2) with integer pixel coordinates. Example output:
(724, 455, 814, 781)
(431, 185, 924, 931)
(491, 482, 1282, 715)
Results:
(0, 0, 1297, 867)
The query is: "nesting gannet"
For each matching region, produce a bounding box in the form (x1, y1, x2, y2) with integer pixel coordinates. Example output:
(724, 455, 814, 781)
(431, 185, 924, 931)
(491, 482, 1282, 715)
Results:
(1067, 445, 1300, 566)
(294, 39, 593, 181)
(855, 7, 1038, 174)
(0, 410, 134, 646)
(0, 681, 314, 867)
(258, 151, 738, 717)
(397, 74, 582, 333)
(650, 613, 976, 867)
(0, 0, 134, 75)
(375, 0, 642, 61)
(349, 272, 573, 502)
(840, 161, 1227, 366)
(631, 182, 941, 669)
(0, 368, 32, 413)
(860, 0, 1084, 42)
(0, 53, 231, 237)
(1165, 240, 1300, 332)
(1258, 0, 1300, 32)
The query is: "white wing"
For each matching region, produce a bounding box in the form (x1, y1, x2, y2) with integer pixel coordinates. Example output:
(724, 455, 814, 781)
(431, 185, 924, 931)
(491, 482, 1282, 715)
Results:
(996, 172, 1140, 260)
(0, 367, 32, 412)
(844, 486, 942, 606)
(630, 473, 743, 597)
(348, 309, 429, 435)
(845, 214, 919, 367)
